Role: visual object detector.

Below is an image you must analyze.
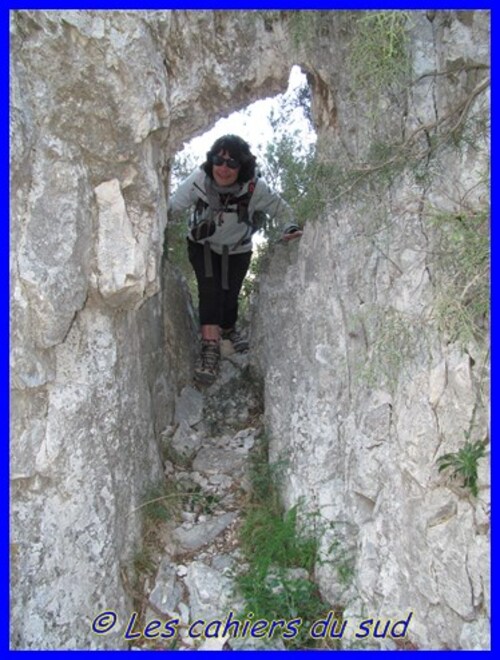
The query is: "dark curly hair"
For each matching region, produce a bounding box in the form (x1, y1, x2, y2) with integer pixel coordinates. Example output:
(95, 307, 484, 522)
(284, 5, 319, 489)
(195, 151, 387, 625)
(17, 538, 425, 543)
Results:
(201, 134, 257, 184)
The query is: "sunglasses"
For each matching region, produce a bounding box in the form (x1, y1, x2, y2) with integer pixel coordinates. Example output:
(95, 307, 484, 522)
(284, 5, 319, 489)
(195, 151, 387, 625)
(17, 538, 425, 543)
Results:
(212, 154, 240, 169)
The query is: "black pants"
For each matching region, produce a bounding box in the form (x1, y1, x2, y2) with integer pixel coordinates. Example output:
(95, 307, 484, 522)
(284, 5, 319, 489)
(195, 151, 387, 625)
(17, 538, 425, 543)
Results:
(188, 240, 252, 329)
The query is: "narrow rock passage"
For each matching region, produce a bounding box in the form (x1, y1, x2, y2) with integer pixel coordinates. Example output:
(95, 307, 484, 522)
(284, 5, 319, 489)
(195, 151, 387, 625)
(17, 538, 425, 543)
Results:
(130, 342, 279, 650)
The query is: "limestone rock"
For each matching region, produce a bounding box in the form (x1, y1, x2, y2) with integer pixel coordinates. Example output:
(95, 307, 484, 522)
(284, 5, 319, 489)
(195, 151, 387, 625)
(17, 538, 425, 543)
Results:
(251, 12, 490, 650)
(94, 179, 147, 308)
(184, 560, 240, 622)
(167, 420, 203, 465)
(172, 512, 237, 553)
(192, 447, 246, 476)
(174, 385, 204, 428)
(147, 557, 183, 618)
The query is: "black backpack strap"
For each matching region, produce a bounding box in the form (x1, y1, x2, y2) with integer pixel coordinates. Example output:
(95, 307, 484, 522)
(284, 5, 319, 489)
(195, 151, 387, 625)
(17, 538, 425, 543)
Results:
(193, 196, 209, 223)
(236, 178, 256, 226)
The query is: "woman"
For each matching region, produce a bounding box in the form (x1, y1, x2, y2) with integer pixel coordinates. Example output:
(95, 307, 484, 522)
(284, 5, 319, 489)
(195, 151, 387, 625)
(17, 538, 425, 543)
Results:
(168, 134, 302, 385)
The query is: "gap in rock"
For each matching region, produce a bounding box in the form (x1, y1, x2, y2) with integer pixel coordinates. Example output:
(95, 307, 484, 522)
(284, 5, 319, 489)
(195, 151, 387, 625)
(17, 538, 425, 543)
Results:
(164, 65, 317, 327)
(131, 69, 318, 649)
(172, 65, 316, 189)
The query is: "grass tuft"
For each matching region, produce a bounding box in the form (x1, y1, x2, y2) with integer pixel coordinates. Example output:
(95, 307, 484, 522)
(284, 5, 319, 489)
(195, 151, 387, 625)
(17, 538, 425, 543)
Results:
(235, 436, 333, 648)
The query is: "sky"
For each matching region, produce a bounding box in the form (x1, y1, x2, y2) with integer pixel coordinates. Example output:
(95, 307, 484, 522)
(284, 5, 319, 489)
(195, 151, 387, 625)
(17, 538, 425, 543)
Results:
(174, 65, 317, 181)
(172, 65, 316, 246)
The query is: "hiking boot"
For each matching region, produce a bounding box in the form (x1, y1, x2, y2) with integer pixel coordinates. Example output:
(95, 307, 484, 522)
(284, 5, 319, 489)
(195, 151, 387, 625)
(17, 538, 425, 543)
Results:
(194, 340, 220, 385)
(221, 327, 249, 353)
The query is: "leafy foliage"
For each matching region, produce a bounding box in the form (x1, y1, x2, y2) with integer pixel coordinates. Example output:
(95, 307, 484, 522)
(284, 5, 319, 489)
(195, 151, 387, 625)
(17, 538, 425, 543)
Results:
(359, 307, 427, 392)
(236, 436, 332, 648)
(349, 11, 412, 96)
(430, 204, 490, 345)
(263, 136, 325, 232)
(138, 482, 183, 523)
(258, 81, 323, 229)
(164, 152, 199, 300)
(437, 438, 487, 497)
(287, 10, 337, 51)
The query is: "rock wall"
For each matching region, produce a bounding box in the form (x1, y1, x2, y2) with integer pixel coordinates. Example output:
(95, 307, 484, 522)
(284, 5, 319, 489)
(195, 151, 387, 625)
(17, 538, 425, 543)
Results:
(252, 10, 490, 651)
(10, 8, 489, 650)
(10, 10, 290, 649)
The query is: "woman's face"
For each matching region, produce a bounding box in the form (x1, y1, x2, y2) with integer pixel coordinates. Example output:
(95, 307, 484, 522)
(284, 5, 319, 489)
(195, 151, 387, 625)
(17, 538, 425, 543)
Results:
(212, 150, 240, 187)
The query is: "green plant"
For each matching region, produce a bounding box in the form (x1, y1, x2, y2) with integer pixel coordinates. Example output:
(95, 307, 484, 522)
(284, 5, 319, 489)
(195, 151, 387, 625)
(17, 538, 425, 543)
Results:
(240, 503, 318, 575)
(429, 204, 489, 345)
(237, 507, 329, 648)
(135, 482, 184, 523)
(349, 11, 412, 96)
(238, 115, 323, 317)
(184, 484, 221, 515)
(437, 437, 487, 497)
(239, 242, 265, 307)
(261, 106, 326, 228)
(235, 437, 332, 648)
(337, 559, 355, 586)
(287, 10, 336, 50)
(142, 486, 173, 522)
(164, 152, 198, 301)
(132, 546, 157, 578)
(358, 307, 427, 392)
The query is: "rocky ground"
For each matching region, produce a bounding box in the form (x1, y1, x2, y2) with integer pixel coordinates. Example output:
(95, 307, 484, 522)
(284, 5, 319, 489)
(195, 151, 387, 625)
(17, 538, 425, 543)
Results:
(126, 342, 286, 650)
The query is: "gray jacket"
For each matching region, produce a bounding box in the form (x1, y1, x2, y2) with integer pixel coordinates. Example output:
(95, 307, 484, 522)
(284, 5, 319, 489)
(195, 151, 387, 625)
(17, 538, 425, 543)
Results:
(168, 168, 298, 255)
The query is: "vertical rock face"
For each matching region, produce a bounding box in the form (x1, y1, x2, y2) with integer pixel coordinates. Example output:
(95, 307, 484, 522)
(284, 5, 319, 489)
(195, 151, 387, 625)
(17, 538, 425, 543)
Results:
(10, 8, 489, 651)
(10, 10, 290, 649)
(252, 10, 490, 651)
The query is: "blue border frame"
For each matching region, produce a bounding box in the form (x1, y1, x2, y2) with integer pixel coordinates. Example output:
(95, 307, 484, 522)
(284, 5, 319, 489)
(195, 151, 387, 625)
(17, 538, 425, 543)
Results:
(490, 5, 495, 656)
(5, 2, 494, 656)
(4, 2, 496, 8)
(3, 5, 10, 656)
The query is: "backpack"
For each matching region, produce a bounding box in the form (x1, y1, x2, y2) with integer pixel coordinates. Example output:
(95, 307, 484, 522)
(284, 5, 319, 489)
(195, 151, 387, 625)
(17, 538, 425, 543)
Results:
(190, 177, 267, 245)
